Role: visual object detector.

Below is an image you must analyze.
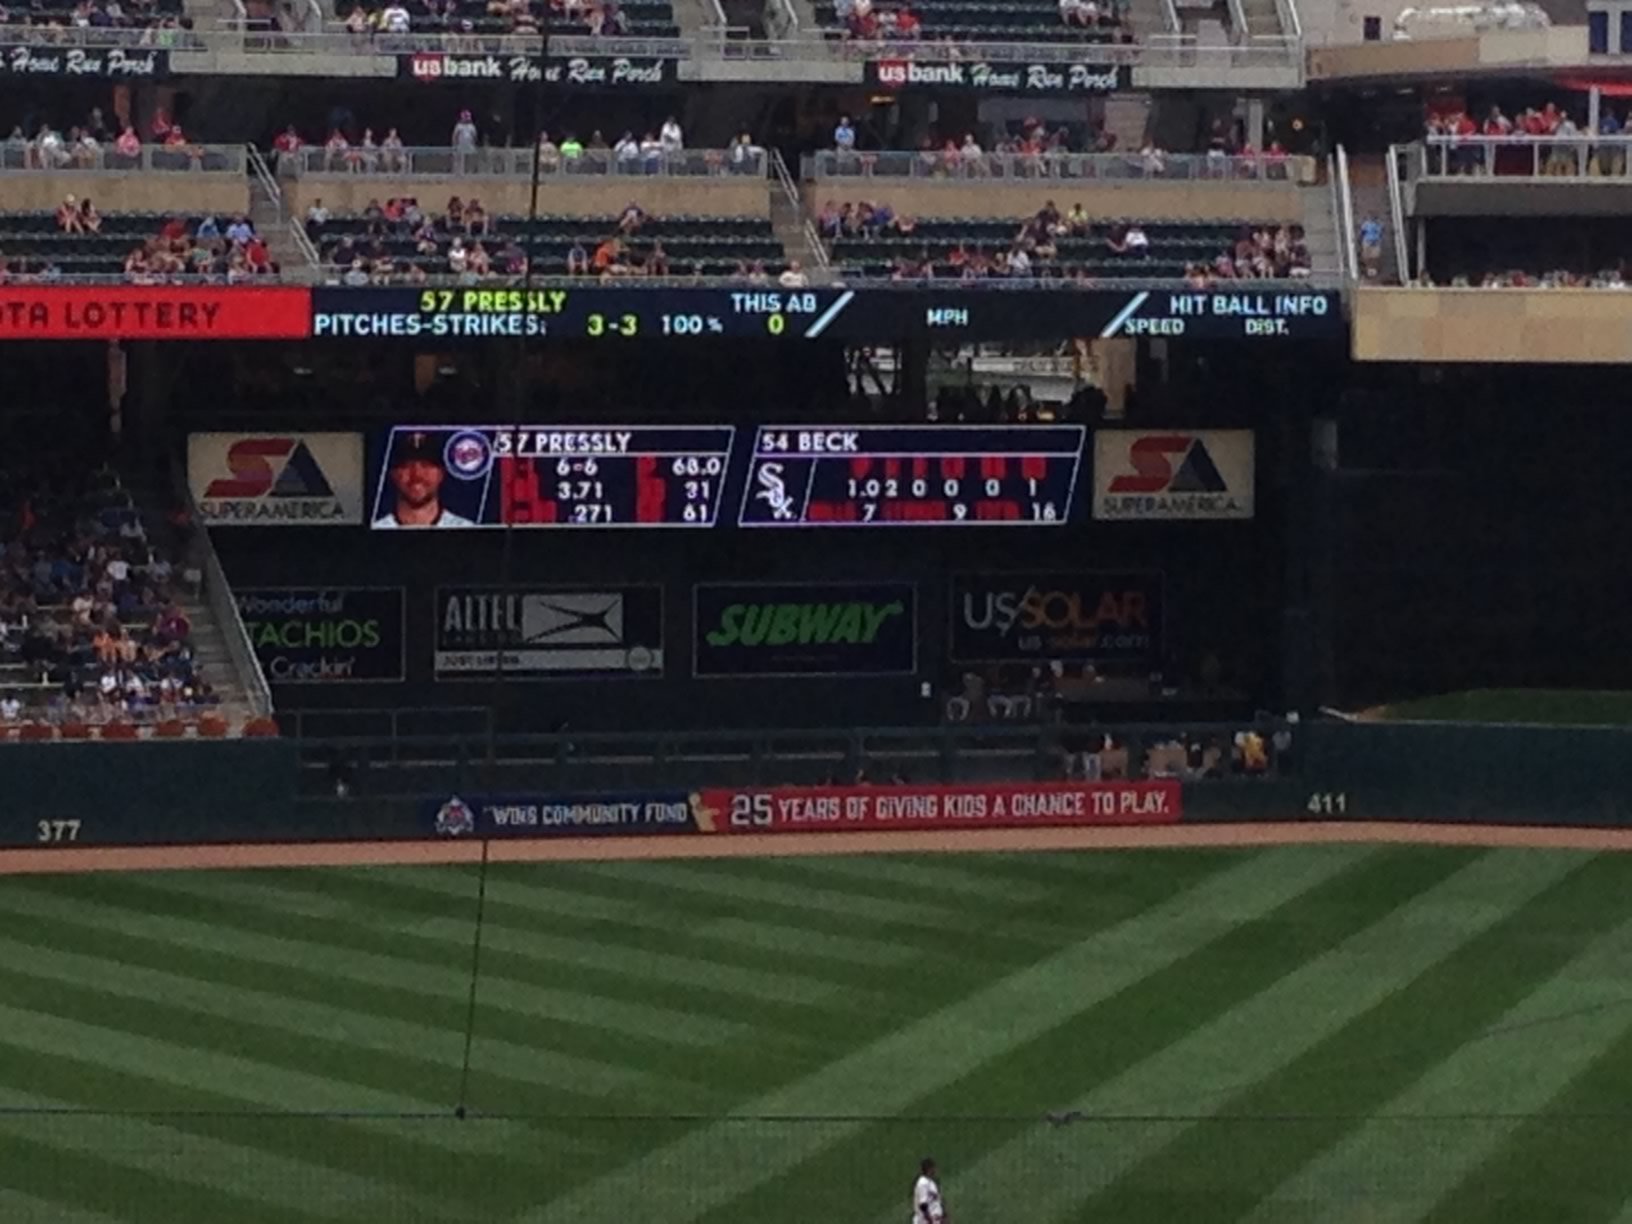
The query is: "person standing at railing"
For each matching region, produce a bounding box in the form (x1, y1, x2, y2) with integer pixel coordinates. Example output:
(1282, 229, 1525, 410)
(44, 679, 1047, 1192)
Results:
(452, 109, 479, 176)
(1595, 110, 1625, 177)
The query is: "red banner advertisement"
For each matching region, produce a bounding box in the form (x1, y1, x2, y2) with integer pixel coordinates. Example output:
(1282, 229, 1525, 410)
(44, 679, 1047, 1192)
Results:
(697, 781, 1181, 834)
(0, 286, 312, 339)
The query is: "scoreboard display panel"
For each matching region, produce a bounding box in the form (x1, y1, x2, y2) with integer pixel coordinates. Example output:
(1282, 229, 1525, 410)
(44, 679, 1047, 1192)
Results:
(370, 425, 735, 528)
(738, 425, 1086, 527)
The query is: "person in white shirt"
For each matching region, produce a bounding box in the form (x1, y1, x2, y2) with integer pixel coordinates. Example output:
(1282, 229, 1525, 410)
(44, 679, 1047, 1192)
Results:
(912, 1158, 946, 1224)
(381, 1, 410, 29)
(778, 260, 809, 288)
(374, 432, 475, 529)
(660, 116, 683, 152)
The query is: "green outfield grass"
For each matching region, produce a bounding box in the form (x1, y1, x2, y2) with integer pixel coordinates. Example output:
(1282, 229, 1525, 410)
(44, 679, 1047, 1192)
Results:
(5, 846, 1632, 1222)
(1380, 687, 1632, 726)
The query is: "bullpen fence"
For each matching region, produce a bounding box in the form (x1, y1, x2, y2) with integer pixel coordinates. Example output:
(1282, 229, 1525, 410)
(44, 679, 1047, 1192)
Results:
(4, 1109, 1628, 1221)
(10, 716, 1632, 848)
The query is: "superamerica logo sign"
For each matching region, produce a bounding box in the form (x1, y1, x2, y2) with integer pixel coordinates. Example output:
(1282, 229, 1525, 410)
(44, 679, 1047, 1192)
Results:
(868, 59, 1122, 94)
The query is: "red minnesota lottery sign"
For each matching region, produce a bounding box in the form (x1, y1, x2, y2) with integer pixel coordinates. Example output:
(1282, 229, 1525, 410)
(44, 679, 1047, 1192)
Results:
(699, 780, 1181, 834)
(0, 286, 312, 339)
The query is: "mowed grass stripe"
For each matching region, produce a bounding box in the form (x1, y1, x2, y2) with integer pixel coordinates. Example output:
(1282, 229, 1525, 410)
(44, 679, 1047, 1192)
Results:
(519, 844, 1376, 1224)
(0, 1089, 461, 1223)
(0, 887, 722, 1117)
(0, 880, 736, 1053)
(1057, 847, 1598, 1223)
(654, 851, 1061, 906)
(0, 930, 669, 1106)
(143, 871, 849, 1009)
(0, 1031, 602, 1206)
(544, 859, 1037, 940)
(0, 1186, 129, 1224)
(1421, 991, 1632, 1218)
(375, 864, 922, 971)
(471, 850, 1234, 1116)
(0, 1129, 331, 1224)
(92, 872, 744, 1048)
(707, 845, 1476, 1224)
(1245, 871, 1632, 1223)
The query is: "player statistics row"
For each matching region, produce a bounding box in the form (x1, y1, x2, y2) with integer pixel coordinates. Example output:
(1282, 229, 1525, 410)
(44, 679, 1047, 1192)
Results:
(371, 423, 1090, 528)
(313, 287, 1345, 342)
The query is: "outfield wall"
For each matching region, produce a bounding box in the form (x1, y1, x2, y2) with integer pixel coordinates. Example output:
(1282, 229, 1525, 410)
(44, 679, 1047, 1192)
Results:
(7, 721, 1631, 848)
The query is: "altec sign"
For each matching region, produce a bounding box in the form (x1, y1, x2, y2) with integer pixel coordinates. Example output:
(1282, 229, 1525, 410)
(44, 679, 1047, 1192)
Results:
(868, 59, 1123, 93)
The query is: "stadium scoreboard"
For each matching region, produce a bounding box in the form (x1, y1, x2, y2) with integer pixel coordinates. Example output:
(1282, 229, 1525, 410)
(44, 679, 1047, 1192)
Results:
(373, 425, 735, 527)
(739, 425, 1085, 526)
(310, 287, 1344, 342)
(373, 423, 1101, 528)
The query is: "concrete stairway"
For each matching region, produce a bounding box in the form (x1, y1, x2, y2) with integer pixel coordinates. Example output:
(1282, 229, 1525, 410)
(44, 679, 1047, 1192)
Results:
(1347, 153, 1400, 283)
(1298, 180, 1342, 279)
(1122, 0, 1174, 38)
(123, 475, 264, 729)
(1236, 0, 1283, 38)
(770, 151, 831, 284)
(1103, 92, 1153, 152)
(248, 158, 319, 281)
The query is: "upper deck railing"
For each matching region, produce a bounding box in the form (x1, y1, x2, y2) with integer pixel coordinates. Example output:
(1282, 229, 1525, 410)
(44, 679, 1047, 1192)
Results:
(5, 22, 1302, 69)
(1417, 134, 1632, 181)
(286, 145, 767, 178)
(807, 149, 1313, 182)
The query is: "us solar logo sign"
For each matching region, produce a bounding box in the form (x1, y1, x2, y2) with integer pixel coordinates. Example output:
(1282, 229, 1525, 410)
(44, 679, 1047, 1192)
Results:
(1093, 430, 1255, 521)
(188, 432, 365, 526)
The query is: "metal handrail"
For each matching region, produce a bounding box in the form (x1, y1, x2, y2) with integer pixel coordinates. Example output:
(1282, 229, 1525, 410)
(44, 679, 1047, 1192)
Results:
(168, 451, 273, 720)
(1386, 142, 1410, 283)
(805, 148, 1310, 181)
(288, 145, 767, 178)
(4, 21, 1303, 64)
(1224, 0, 1251, 41)
(818, 32, 1299, 63)
(1417, 134, 1632, 180)
(771, 148, 829, 274)
(1275, 0, 1302, 40)
(1335, 144, 1358, 284)
(248, 143, 322, 268)
(0, 143, 246, 174)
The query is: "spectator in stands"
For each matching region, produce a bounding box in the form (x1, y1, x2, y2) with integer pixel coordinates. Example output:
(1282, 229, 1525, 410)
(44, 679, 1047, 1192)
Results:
(537, 130, 561, 173)
(730, 130, 761, 173)
(1358, 213, 1383, 279)
(55, 195, 83, 234)
(834, 115, 856, 153)
(380, 128, 406, 173)
(114, 125, 141, 162)
(452, 109, 479, 171)
(381, 0, 410, 29)
(272, 123, 303, 174)
(566, 238, 590, 275)
(660, 115, 684, 155)
(306, 198, 331, 227)
(779, 259, 809, 288)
